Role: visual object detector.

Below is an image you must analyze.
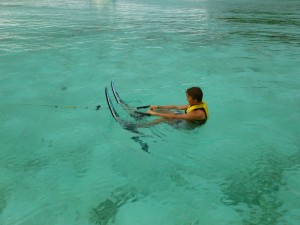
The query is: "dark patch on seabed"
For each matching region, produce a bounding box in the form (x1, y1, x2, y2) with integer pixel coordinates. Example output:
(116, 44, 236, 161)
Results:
(89, 186, 138, 225)
(221, 150, 300, 225)
(131, 136, 149, 152)
(0, 185, 10, 214)
(121, 121, 150, 153)
(61, 86, 67, 91)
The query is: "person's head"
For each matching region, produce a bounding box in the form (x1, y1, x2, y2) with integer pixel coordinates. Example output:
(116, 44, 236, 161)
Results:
(186, 87, 203, 103)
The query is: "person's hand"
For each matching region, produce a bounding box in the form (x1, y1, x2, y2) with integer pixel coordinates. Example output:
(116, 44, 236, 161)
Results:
(150, 105, 158, 110)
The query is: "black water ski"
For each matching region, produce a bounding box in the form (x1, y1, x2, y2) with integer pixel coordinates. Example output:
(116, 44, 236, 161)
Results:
(105, 87, 149, 153)
(111, 81, 151, 119)
(110, 81, 123, 105)
(105, 87, 120, 121)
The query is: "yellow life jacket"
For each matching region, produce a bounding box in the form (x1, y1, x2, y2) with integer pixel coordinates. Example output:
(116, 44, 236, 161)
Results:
(186, 101, 209, 120)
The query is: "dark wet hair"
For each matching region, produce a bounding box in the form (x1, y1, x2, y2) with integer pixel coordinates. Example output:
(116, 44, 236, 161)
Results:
(186, 87, 203, 102)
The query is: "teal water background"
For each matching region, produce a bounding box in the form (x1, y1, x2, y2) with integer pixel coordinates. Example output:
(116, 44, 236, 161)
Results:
(1, 0, 300, 224)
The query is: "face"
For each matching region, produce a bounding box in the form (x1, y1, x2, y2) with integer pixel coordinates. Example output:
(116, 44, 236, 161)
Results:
(186, 93, 199, 105)
(186, 94, 194, 105)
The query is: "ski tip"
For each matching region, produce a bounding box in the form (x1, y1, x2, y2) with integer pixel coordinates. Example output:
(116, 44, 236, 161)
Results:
(111, 80, 115, 88)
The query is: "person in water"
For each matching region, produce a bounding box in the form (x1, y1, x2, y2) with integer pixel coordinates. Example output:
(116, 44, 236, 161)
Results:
(146, 87, 208, 124)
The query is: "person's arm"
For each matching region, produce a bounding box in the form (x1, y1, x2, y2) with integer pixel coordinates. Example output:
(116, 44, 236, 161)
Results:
(147, 109, 205, 121)
(150, 105, 188, 110)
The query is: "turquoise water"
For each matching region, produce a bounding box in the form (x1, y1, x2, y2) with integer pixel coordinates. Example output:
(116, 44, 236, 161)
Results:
(1, 0, 300, 224)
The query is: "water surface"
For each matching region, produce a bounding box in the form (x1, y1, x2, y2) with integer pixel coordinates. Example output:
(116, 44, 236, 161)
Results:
(1, 0, 300, 224)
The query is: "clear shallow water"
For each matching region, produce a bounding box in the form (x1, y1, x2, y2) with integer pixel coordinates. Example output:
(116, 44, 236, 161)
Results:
(1, 0, 300, 224)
